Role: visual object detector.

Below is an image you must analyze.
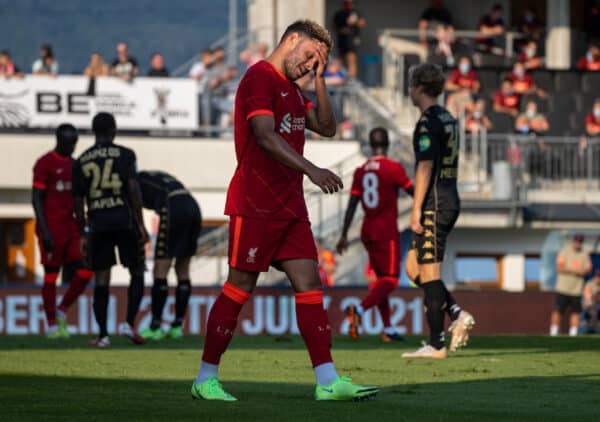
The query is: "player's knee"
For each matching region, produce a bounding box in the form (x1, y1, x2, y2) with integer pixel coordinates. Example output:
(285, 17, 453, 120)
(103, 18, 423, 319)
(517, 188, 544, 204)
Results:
(174, 258, 190, 280)
(227, 268, 258, 293)
(153, 259, 171, 279)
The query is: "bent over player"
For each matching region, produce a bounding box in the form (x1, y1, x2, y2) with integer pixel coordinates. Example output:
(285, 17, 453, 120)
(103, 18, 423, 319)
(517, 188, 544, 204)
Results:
(72, 112, 148, 347)
(402, 64, 474, 359)
(32, 124, 94, 338)
(336, 127, 413, 342)
(138, 170, 202, 340)
(191, 20, 378, 402)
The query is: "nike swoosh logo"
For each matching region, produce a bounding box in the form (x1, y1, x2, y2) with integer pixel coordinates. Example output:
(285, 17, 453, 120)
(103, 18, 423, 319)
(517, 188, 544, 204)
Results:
(323, 388, 334, 393)
(281, 92, 289, 97)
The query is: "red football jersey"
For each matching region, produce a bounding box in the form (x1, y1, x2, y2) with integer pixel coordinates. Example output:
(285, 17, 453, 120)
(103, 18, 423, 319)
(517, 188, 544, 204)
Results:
(350, 156, 412, 241)
(32, 151, 76, 227)
(448, 69, 479, 90)
(225, 60, 314, 220)
(494, 90, 520, 110)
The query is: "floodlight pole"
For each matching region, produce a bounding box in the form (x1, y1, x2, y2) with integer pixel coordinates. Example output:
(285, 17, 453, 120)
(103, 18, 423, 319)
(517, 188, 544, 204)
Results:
(228, 0, 238, 66)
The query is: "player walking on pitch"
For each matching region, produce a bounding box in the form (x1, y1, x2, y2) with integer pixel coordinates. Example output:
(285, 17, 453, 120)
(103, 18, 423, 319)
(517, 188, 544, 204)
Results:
(72, 112, 148, 347)
(192, 20, 378, 402)
(137, 170, 202, 340)
(337, 127, 413, 342)
(402, 64, 474, 358)
(32, 124, 94, 338)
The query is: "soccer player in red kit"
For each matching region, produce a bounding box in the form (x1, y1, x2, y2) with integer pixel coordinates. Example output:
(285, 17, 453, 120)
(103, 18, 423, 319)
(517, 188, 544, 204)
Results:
(191, 20, 378, 402)
(337, 128, 414, 342)
(32, 124, 94, 338)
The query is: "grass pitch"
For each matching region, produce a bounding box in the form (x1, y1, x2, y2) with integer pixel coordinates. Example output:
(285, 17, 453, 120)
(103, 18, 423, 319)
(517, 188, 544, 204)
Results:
(0, 335, 599, 421)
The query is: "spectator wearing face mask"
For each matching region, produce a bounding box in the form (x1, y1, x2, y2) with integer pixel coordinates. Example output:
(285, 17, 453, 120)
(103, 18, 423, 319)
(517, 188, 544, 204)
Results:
(466, 99, 492, 133)
(585, 99, 600, 136)
(518, 40, 544, 70)
(515, 101, 549, 135)
(494, 78, 520, 117)
(518, 7, 543, 41)
(508, 62, 545, 97)
(577, 44, 600, 71)
(446, 56, 479, 93)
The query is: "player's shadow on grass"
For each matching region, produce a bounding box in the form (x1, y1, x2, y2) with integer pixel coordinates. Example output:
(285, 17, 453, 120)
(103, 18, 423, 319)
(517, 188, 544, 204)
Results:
(0, 373, 598, 421)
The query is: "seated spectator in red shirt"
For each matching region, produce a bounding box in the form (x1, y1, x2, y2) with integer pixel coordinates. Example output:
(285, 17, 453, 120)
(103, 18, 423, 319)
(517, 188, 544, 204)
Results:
(446, 56, 479, 93)
(466, 99, 492, 134)
(515, 101, 549, 134)
(518, 40, 544, 70)
(577, 44, 600, 71)
(0, 50, 23, 78)
(494, 78, 520, 116)
(508, 62, 545, 97)
(585, 99, 600, 136)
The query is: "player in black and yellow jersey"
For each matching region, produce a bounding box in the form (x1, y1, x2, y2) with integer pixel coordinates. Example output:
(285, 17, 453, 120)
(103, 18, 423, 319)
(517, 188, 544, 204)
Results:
(72, 112, 148, 347)
(402, 64, 475, 358)
(137, 170, 202, 340)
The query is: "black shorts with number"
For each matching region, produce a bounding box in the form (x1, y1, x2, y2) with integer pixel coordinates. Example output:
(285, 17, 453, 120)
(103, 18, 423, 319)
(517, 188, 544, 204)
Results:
(411, 209, 459, 264)
(155, 194, 202, 259)
(555, 293, 582, 314)
(87, 228, 144, 271)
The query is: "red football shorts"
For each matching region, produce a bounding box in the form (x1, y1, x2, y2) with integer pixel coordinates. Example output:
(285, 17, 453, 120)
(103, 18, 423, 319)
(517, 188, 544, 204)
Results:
(363, 238, 400, 278)
(228, 216, 318, 272)
(37, 223, 82, 267)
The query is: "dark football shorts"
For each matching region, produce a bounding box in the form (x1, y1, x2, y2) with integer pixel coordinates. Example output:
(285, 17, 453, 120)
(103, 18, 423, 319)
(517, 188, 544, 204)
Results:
(411, 209, 459, 265)
(155, 193, 202, 259)
(87, 228, 144, 271)
(555, 293, 583, 314)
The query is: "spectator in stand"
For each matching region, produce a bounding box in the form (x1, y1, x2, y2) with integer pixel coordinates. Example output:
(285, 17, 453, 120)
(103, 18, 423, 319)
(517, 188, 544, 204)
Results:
(477, 3, 506, 55)
(518, 39, 544, 70)
(446, 89, 474, 119)
(324, 58, 348, 86)
(239, 43, 268, 68)
(466, 99, 492, 134)
(316, 238, 336, 287)
(550, 234, 591, 337)
(147, 53, 169, 77)
(0, 50, 23, 78)
(585, 99, 600, 136)
(332, 0, 366, 78)
(211, 65, 239, 130)
(515, 101, 549, 134)
(508, 62, 545, 97)
(111, 42, 138, 81)
(208, 47, 228, 89)
(494, 78, 520, 117)
(582, 269, 600, 333)
(430, 24, 455, 66)
(446, 56, 480, 94)
(189, 48, 213, 84)
(32, 44, 59, 75)
(418, 0, 454, 48)
(576, 43, 600, 71)
(84, 52, 109, 77)
(518, 7, 543, 41)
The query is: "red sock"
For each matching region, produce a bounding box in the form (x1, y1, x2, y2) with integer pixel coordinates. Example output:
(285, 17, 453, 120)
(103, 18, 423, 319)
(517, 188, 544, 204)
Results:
(201, 282, 250, 365)
(58, 269, 94, 313)
(377, 299, 391, 328)
(360, 277, 397, 310)
(42, 273, 58, 326)
(295, 290, 333, 367)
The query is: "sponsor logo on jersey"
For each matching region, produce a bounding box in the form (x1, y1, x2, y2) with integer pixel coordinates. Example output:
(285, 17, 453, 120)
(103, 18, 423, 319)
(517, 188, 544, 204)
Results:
(419, 135, 431, 152)
(423, 241, 434, 249)
(281, 91, 289, 97)
(279, 113, 305, 134)
(422, 252, 434, 260)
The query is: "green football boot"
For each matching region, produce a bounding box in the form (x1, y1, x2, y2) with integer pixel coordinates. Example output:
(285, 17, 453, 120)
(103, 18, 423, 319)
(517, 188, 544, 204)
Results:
(191, 377, 237, 401)
(165, 326, 183, 339)
(315, 376, 379, 401)
(140, 327, 165, 341)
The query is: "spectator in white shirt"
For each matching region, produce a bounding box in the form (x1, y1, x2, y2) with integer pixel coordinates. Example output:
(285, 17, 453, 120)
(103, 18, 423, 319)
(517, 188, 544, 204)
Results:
(189, 48, 214, 83)
(32, 44, 59, 75)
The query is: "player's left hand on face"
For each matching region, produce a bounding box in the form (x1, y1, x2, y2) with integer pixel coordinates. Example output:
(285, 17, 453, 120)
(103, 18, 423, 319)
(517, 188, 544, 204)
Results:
(314, 43, 329, 78)
(411, 209, 424, 234)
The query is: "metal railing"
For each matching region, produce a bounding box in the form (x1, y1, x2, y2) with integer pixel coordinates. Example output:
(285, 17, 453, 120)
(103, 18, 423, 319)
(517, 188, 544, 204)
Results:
(459, 133, 600, 196)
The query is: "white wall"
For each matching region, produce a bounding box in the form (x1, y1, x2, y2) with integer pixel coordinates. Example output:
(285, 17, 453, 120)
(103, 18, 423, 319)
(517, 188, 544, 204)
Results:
(0, 134, 360, 220)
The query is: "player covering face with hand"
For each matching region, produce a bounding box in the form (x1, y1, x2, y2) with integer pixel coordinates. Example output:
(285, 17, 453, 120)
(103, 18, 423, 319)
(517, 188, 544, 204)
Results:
(32, 124, 95, 338)
(191, 20, 378, 402)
